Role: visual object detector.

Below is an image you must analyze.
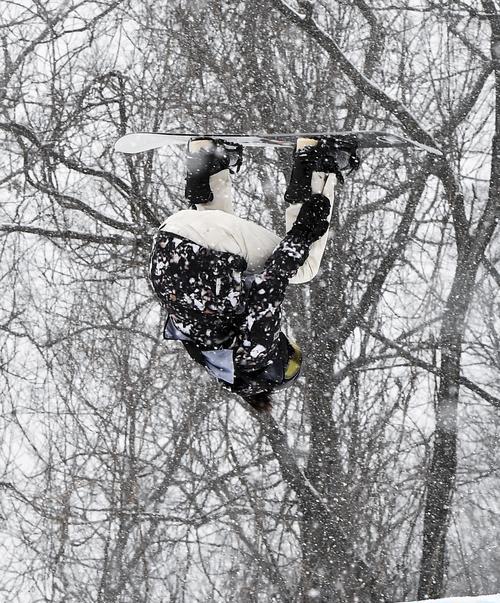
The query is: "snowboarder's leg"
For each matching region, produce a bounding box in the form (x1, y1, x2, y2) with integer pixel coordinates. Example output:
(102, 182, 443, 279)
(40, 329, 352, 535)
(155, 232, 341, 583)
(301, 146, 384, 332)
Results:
(287, 175, 336, 284)
(185, 138, 242, 214)
(163, 140, 281, 273)
(285, 138, 337, 284)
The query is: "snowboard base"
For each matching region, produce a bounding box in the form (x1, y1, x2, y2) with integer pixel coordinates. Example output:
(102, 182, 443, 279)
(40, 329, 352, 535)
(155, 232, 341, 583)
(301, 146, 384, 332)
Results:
(114, 131, 442, 156)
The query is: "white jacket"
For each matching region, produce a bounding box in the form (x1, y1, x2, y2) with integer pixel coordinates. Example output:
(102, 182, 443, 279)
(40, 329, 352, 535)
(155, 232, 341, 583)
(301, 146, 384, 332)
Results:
(160, 169, 335, 284)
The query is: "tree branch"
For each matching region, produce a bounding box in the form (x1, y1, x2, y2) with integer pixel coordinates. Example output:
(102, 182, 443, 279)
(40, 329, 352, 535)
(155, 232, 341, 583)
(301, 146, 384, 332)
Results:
(253, 409, 387, 601)
(364, 325, 500, 409)
(271, 0, 439, 149)
(0, 223, 150, 247)
(333, 169, 429, 354)
(1, 121, 161, 227)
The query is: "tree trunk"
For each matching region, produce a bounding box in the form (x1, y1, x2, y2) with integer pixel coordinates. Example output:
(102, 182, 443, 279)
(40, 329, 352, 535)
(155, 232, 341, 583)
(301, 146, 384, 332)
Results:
(418, 5, 500, 594)
(417, 264, 474, 599)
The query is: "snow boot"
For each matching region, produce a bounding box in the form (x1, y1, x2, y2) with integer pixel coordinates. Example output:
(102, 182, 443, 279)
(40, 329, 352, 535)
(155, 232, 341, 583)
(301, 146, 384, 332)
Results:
(185, 138, 243, 207)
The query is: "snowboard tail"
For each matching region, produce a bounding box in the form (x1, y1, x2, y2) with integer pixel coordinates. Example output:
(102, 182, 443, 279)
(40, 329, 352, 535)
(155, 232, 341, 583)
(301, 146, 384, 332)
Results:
(114, 131, 442, 156)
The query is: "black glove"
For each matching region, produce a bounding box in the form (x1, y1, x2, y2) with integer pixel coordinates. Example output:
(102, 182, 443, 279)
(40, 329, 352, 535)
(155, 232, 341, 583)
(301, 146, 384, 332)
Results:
(288, 193, 331, 244)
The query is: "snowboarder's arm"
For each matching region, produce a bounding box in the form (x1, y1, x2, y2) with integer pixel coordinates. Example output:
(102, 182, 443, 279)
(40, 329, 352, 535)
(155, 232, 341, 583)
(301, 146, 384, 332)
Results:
(237, 195, 331, 368)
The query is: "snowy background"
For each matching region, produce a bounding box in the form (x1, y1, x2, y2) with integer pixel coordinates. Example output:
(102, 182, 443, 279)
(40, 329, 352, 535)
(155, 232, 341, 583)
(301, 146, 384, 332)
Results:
(0, 0, 499, 602)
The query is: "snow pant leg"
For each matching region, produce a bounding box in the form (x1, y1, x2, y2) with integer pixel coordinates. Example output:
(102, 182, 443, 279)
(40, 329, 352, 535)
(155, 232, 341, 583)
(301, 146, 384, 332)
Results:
(195, 169, 234, 214)
(287, 172, 336, 284)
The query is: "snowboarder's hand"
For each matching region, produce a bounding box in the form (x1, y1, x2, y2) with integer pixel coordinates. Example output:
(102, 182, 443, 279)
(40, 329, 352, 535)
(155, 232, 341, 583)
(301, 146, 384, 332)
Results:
(290, 193, 331, 243)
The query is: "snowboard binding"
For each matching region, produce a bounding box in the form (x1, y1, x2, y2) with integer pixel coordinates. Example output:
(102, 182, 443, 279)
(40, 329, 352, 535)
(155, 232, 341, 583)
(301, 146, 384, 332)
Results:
(285, 137, 360, 204)
(189, 137, 243, 174)
(185, 138, 243, 207)
(315, 137, 361, 178)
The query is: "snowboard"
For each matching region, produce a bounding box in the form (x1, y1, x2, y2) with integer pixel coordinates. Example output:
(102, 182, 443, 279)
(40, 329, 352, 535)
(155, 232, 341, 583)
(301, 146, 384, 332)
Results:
(114, 131, 442, 156)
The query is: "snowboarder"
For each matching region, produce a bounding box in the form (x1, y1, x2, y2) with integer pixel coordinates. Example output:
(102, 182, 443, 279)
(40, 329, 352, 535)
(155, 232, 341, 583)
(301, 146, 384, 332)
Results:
(149, 136, 359, 412)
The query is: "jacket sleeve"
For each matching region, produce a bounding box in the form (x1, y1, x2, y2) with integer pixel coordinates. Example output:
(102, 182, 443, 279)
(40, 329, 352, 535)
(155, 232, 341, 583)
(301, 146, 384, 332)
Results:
(262, 231, 314, 281)
(235, 231, 312, 370)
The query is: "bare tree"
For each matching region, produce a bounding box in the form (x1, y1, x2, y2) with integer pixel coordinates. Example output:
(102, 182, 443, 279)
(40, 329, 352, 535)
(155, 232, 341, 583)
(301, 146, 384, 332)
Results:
(1, 1, 499, 602)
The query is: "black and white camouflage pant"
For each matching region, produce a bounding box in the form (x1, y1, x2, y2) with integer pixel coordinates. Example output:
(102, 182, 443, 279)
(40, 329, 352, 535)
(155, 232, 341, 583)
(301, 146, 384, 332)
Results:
(149, 230, 311, 370)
